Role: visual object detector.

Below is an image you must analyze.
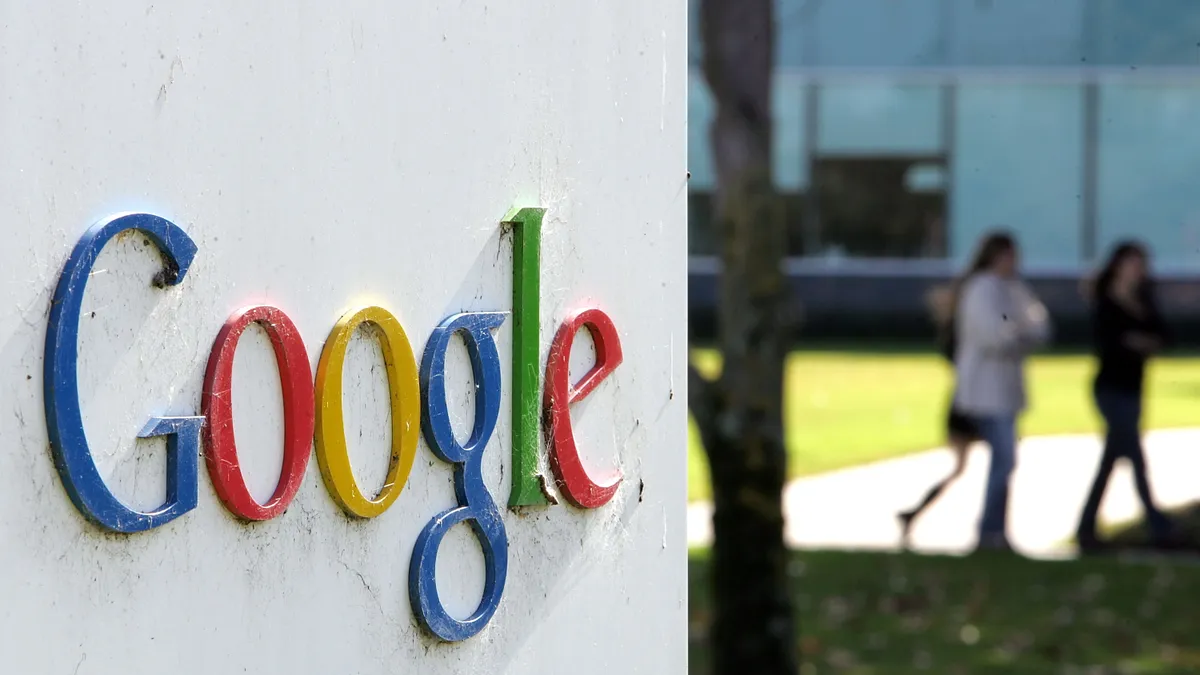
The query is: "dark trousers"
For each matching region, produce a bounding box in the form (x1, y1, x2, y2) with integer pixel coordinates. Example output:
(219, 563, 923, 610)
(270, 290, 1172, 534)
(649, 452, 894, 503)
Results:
(1077, 383, 1170, 543)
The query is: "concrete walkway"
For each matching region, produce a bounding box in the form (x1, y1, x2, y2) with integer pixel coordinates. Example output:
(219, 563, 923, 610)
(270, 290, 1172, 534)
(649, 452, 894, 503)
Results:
(687, 428, 1200, 559)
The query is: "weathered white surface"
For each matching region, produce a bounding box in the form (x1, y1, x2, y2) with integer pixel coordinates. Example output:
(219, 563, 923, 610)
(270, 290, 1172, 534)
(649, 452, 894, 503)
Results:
(0, 2, 687, 673)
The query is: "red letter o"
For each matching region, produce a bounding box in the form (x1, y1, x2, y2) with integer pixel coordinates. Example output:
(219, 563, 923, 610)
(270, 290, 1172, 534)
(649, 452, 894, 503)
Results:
(201, 305, 314, 521)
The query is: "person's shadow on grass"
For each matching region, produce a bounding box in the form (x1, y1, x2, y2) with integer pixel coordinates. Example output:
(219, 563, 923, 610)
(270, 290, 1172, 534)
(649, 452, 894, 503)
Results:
(1082, 501, 1200, 560)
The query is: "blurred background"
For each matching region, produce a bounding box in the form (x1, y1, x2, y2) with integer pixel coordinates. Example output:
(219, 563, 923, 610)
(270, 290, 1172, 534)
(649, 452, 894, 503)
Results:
(687, 1, 1200, 672)
(689, 0, 1200, 342)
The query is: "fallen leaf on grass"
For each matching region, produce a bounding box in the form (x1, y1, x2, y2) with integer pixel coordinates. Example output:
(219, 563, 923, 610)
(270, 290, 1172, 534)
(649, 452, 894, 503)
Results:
(825, 648, 857, 670)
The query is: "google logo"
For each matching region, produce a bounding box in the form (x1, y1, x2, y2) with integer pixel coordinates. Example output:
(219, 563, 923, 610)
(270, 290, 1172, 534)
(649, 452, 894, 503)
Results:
(42, 210, 625, 643)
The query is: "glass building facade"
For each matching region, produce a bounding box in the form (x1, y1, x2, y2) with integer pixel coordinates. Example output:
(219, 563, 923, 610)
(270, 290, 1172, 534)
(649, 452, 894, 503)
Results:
(688, 0, 1200, 273)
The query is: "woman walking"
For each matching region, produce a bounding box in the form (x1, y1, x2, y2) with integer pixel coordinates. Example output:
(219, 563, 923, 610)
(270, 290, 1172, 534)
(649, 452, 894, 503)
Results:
(896, 280, 982, 546)
(953, 232, 1052, 552)
(1076, 241, 1174, 553)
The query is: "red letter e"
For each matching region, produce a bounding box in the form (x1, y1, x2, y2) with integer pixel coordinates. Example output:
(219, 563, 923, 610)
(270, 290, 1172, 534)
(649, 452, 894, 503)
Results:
(543, 308, 624, 509)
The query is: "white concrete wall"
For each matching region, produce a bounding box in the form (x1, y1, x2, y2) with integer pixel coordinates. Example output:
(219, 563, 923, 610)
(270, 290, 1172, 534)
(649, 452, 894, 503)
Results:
(0, 2, 686, 672)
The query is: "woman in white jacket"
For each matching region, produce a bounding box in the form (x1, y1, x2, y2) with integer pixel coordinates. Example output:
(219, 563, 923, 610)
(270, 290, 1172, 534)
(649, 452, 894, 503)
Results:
(953, 232, 1052, 552)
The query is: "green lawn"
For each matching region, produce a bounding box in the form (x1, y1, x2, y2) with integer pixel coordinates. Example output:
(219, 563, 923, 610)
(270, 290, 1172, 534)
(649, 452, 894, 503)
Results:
(688, 548, 1200, 673)
(688, 350, 1200, 501)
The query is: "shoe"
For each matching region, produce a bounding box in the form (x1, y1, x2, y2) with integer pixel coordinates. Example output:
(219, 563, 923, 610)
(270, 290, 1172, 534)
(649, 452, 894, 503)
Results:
(897, 511, 915, 548)
(1151, 530, 1187, 552)
(974, 534, 1015, 555)
(1149, 517, 1184, 551)
(1076, 537, 1111, 556)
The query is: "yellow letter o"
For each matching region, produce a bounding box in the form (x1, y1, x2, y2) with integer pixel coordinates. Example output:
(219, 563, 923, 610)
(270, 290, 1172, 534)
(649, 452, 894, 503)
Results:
(314, 306, 419, 518)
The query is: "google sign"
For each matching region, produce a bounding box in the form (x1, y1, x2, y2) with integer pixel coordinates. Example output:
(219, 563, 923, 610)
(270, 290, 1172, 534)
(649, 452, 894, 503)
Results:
(43, 209, 624, 643)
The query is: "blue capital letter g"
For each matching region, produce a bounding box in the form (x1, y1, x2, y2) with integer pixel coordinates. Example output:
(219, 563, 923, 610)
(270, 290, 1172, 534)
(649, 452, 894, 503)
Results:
(44, 212, 204, 533)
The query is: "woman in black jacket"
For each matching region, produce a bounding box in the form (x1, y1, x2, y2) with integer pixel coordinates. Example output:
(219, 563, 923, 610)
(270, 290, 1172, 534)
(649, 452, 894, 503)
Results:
(1076, 240, 1175, 552)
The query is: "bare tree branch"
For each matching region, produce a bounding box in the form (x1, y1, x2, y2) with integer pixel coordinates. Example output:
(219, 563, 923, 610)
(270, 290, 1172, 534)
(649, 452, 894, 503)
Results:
(688, 360, 713, 415)
(688, 359, 719, 449)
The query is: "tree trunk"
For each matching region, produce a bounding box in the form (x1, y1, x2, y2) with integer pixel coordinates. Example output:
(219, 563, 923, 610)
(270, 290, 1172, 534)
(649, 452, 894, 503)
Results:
(691, 0, 796, 673)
